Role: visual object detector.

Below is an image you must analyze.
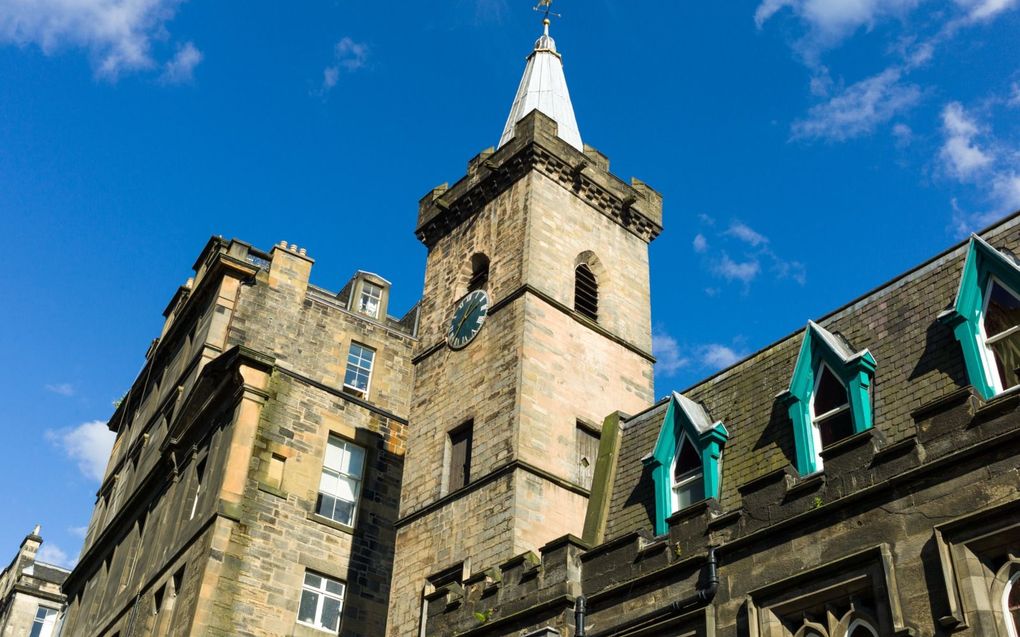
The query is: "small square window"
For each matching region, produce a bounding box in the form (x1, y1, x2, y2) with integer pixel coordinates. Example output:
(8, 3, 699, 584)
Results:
(316, 436, 365, 527)
(343, 343, 375, 396)
(297, 571, 345, 633)
(358, 282, 383, 318)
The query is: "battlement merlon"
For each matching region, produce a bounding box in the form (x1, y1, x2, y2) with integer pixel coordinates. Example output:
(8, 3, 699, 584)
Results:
(415, 109, 664, 249)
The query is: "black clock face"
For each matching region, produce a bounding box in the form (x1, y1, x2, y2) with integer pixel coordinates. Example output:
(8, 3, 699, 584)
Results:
(448, 290, 490, 350)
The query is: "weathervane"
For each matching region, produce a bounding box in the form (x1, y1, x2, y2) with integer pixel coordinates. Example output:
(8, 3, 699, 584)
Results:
(533, 0, 562, 21)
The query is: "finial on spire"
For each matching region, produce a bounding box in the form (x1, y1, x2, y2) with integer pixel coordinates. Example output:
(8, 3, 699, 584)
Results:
(533, 0, 561, 22)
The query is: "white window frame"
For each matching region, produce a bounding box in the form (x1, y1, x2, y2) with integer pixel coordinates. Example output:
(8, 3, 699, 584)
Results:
(1004, 570, 1020, 637)
(29, 606, 58, 637)
(343, 343, 375, 397)
(669, 434, 703, 513)
(809, 362, 851, 470)
(189, 458, 206, 521)
(358, 281, 383, 319)
(296, 572, 345, 633)
(978, 276, 1020, 395)
(316, 436, 365, 527)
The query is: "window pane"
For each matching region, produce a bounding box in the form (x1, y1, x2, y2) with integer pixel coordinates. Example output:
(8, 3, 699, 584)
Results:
(984, 281, 1020, 338)
(333, 499, 355, 526)
(29, 623, 43, 637)
(321, 595, 343, 630)
(298, 590, 319, 623)
(343, 444, 365, 478)
(989, 330, 1020, 390)
(319, 470, 340, 496)
(817, 409, 854, 447)
(325, 579, 345, 596)
(674, 438, 701, 477)
(304, 573, 322, 588)
(315, 493, 336, 519)
(673, 477, 704, 509)
(323, 440, 343, 471)
(813, 365, 848, 415)
(335, 475, 358, 502)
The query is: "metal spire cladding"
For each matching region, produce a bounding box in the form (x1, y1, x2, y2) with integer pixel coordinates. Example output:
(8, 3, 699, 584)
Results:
(498, 18, 583, 152)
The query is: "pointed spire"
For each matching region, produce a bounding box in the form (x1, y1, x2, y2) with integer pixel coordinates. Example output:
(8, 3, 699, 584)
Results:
(498, 17, 583, 152)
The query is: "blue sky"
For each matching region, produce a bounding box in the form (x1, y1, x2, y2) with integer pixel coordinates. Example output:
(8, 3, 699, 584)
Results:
(0, 0, 1017, 567)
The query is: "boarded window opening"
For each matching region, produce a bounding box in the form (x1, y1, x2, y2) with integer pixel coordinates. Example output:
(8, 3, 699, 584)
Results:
(575, 423, 600, 490)
(468, 254, 490, 292)
(575, 264, 598, 321)
(448, 423, 473, 492)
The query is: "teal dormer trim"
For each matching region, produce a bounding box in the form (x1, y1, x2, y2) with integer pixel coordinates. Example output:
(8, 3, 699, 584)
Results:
(780, 321, 877, 476)
(938, 234, 1020, 400)
(643, 392, 729, 536)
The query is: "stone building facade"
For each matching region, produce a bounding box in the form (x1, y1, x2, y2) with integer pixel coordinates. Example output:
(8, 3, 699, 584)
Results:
(58, 14, 1020, 637)
(59, 240, 418, 636)
(0, 526, 68, 637)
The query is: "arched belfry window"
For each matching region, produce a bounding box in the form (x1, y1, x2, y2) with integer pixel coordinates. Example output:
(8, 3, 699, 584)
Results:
(468, 254, 489, 292)
(940, 234, 1020, 399)
(781, 321, 876, 475)
(574, 264, 598, 321)
(645, 392, 729, 535)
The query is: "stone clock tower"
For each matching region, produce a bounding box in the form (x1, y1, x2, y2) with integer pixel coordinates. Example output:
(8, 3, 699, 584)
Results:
(387, 20, 662, 635)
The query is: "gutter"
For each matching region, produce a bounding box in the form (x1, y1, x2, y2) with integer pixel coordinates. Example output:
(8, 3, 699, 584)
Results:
(576, 547, 718, 637)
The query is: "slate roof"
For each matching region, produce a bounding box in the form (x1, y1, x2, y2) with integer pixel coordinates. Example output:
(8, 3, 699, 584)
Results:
(603, 211, 1020, 540)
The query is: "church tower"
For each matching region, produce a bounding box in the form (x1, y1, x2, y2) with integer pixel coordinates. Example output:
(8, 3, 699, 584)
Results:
(387, 18, 662, 635)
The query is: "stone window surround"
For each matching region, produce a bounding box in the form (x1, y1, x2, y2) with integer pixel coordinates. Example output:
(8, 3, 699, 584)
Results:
(744, 544, 911, 637)
(933, 498, 1020, 635)
(780, 321, 876, 476)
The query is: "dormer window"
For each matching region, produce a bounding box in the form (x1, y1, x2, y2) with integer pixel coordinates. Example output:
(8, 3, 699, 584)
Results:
(358, 281, 383, 319)
(670, 435, 704, 510)
(811, 364, 853, 449)
(646, 392, 729, 535)
(574, 264, 598, 321)
(940, 235, 1020, 399)
(782, 321, 876, 475)
(980, 278, 1020, 392)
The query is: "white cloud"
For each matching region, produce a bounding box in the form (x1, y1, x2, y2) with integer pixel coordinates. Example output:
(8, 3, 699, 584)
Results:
(692, 233, 708, 253)
(940, 102, 993, 179)
(45, 383, 75, 397)
(0, 0, 191, 80)
(69, 526, 89, 539)
(37, 543, 75, 568)
(160, 40, 201, 84)
(474, 0, 509, 23)
(892, 122, 913, 145)
(725, 221, 770, 247)
(954, 0, 1018, 21)
(791, 67, 922, 141)
(652, 329, 689, 377)
(698, 344, 746, 370)
(1008, 83, 1020, 108)
(46, 420, 115, 482)
(713, 254, 761, 284)
(320, 36, 368, 94)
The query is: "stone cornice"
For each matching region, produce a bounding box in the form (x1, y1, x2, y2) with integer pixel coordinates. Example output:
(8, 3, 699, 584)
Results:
(415, 110, 663, 249)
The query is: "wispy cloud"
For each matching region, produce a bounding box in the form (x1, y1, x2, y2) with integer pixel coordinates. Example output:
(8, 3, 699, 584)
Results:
(653, 328, 748, 378)
(713, 253, 762, 284)
(37, 542, 76, 568)
(692, 233, 708, 253)
(319, 37, 369, 94)
(0, 0, 193, 81)
(69, 526, 89, 539)
(46, 420, 115, 482)
(791, 67, 922, 142)
(45, 383, 75, 397)
(652, 329, 690, 376)
(725, 221, 770, 247)
(160, 41, 202, 84)
(473, 0, 509, 24)
(940, 100, 1020, 234)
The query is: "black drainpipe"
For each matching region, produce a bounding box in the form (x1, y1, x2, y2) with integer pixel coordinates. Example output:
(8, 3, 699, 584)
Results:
(576, 546, 718, 637)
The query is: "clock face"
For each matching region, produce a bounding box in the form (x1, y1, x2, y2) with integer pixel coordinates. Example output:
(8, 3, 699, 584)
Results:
(447, 290, 490, 350)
